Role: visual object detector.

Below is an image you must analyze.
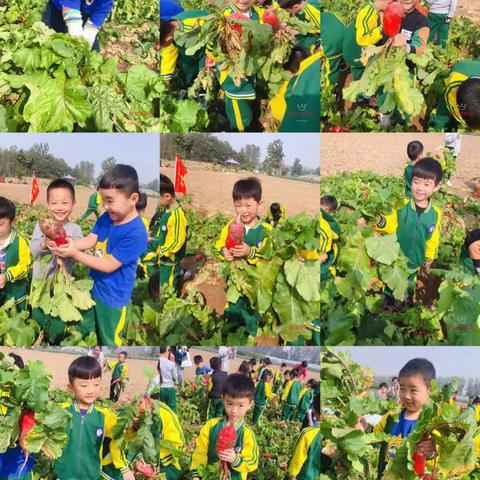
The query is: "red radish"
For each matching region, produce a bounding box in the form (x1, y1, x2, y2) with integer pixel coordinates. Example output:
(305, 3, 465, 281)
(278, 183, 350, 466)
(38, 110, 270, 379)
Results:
(217, 424, 236, 478)
(135, 461, 156, 478)
(229, 12, 248, 35)
(413, 451, 426, 477)
(262, 10, 280, 32)
(19, 410, 36, 451)
(225, 218, 244, 250)
(383, 2, 404, 37)
(330, 125, 350, 132)
(205, 56, 216, 68)
(39, 219, 68, 246)
(194, 253, 203, 262)
(415, 1, 428, 16)
(476, 185, 480, 198)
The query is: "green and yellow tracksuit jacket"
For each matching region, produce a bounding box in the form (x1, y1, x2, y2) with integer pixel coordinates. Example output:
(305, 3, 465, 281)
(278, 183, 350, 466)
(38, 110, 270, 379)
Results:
(287, 426, 321, 479)
(160, 401, 185, 472)
(320, 11, 346, 86)
(159, 204, 187, 272)
(320, 213, 338, 280)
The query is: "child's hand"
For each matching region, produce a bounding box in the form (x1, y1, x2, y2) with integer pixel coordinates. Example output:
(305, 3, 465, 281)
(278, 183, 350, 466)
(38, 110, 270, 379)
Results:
(0, 274, 6, 289)
(392, 33, 407, 47)
(53, 238, 77, 259)
(231, 243, 251, 258)
(320, 253, 328, 263)
(122, 470, 135, 480)
(357, 217, 367, 229)
(223, 247, 234, 261)
(416, 438, 436, 458)
(218, 448, 237, 463)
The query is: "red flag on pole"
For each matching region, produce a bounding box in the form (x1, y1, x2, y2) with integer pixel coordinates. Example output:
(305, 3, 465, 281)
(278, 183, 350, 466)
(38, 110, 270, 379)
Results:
(174, 155, 188, 195)
(30, 174, 40, 206)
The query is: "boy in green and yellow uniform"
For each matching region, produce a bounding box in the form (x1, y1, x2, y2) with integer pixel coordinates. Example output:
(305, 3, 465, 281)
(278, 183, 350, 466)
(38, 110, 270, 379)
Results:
(273, 363, 287, 394)
(342, 0, 390, 81)
(429, 60, 480, 132)
(55, 356, 134, 480)
(375, 158, 442, 304)
(252, 370, 276, 424)
(320, 213, 338, 281)
(403, 140, 424, 198)
(160, 401, 185, 480)
(109, 351, 128, 402)
(0, 197, 31, 310)
(216, 177, 272, 337)
(191, 374, 259, 479)
(461, 229, 480, 276)
(320, 11, 346, 87)
(320, 195, 341, 237)
(158, 174, 187, 293)
(287, 394, 321, 479)
(295, 379, 316, 422)
(80, 189, 102, 221)
(266, 202, 287, 227)
(282, 369, 302, 421)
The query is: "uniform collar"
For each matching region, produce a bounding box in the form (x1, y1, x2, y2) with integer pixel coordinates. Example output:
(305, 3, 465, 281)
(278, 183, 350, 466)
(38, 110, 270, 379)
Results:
(74, 401, 95, 415)
(409, 197, 432, 214)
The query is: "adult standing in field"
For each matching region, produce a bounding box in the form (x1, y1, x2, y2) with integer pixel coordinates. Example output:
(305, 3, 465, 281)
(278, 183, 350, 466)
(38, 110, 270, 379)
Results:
(80, 188, 101, 221)
(388, 377, 400, 401)
(374, 382, 388, 400)
(43, 0, 115, 52)
(218, 346, 230, 373)
(320, 11, 346, 88)
(425, 0, 458, 48)
(342, 0, 392, 81)
(87, 346, 106, 370)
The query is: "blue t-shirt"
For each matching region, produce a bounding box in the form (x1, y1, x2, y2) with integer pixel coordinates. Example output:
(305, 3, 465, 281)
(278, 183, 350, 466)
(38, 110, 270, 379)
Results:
(196, 366, 213, 375)
(0, 446, 34, 477)
(52, 0, 114, 28)
(392, 410, 417, 438)
(91, 212, 148, 307)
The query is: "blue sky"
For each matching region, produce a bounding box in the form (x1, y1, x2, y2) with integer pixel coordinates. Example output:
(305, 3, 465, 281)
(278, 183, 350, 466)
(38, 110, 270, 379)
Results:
(0, 134, 159, 183)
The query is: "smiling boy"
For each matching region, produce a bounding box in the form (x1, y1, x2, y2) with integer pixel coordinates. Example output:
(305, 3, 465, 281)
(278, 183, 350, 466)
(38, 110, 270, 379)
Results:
(190, 373, 259, 479)
(53, 165, 148, 346)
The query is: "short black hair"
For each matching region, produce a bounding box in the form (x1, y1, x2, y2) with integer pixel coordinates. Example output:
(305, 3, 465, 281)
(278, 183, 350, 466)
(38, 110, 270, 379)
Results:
(312, 394, 320, 414)
(232, 177, 262, 202)
(264, 358, 272, 365)
(238, 361, 250, 375)
(278, 0, 302, 8)
(8, 353, 24, 369)
(320, 195, 338, 211)
(222, 373, 254, 400)
(290, 368, 299, 378)
(194, 355, 203, 365)
(248, 358, 257, 366)
(301, 361, 308, 368)
(99, 164, 139, 197)
(392, 376, 399, 382)
(260, 369, 273, 381)
(160, 174, 175, 197)
(465, 229, 480, 249)
(457, 78, 480, 130)
(379, 382, 388, 389)
(412, 157, 443, 185)
(398, 358, 436, 388)
(136, 192, 148, 211)
(160, 347, 167, 354)
(47, 178, 75, 202)
(68, 356, 102, 384)
(119, 351, 128, 358)
(281, 362, 287, 368)
(284, 46, 308, 74)
(0, 197, 15, 221)
(160, 20, 175, 47)
(210, 356, 221, 371)
(407, 141, 424, 161)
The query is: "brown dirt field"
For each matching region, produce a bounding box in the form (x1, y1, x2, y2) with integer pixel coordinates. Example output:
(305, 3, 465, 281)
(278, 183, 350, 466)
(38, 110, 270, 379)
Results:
(458, 0, 480, 22)
(320, 133, 480, 198)
(0, 347, 158, 403)
(0, 177, 157, 219)
(160, 160, 319, 217)
(181, 348, 320, 382)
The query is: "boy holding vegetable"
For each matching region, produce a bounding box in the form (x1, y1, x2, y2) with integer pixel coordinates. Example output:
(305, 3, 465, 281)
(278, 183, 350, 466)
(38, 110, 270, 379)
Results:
(160, 401, 185, 480)
(55, 356, 134, 480)
(403, 140, 424, 197)
(0, 197, 31, 311)
(29, 179, 84, 343)
(190, 373, 259, 479)
(216, 177, 272, 337)
(43, 0, 115, 51)
(53, 165, 148, 346)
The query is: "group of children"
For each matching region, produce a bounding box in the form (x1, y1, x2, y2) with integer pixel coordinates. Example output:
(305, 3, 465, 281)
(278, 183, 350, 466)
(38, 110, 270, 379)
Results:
(322, 0, 480, 131)
(160, 352, 320, 479)
(0, 352, 155, 480)
(160, 0, 320, 132)
(321, 138, 480, 311)
(0, 164, 160, 345)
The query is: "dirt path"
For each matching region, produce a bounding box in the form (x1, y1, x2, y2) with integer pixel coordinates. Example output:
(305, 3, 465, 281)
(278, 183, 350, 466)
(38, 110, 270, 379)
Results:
(458, 0, 480, 22)
(0, 177, 157, 219)
(160, 161, 319, 217)
(0, 347, 158, 403)
(320, 133, 480, 197)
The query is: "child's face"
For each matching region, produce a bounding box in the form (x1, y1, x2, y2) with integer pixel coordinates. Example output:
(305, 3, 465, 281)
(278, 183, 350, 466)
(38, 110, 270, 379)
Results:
(411, 176, 439, 204)
(234, 197, 261, 225)
(234, 0, 253, 11)
(119, 354, 126, 363)
(100, 189, 139, 223)
(69, 376, 101, 406)
(469, 240, 480, 260)
(222, 394, 253, 424)
(286, 3, 303, 13)
(399, 374, 430, 414)
(47, 188, 75, 224)
(197, 361, 204, 368)
(280, 366, 286, 371)
(0, 217, 13, 239)
(159, 193, 172, 208)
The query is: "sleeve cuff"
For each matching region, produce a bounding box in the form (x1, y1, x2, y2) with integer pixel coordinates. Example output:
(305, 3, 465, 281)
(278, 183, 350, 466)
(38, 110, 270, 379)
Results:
(6, 270, 13, 282)
(231, 454, 242, 468)
(377, 216, 386, 228)
(119, 466, 130, 473)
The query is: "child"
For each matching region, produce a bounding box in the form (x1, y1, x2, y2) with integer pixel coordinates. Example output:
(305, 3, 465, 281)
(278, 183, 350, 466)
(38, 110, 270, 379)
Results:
(295, 379, 316, 422)
(158, 174, 187, 293)
(191, 373, 259, 479)
(320, 11, 346, 87)
(160, 347, 178, 412)
(146, 361, 161, 397)
(54, 165, 148, 346)
(404, 141, 424, 197)
(29, 179, 84, 343)
(273, 363, 287, 394)
(160, 401, 185, 480)
(216, 177, 272, 337)
(109, 351, 128, 402)
(287, 394, 320, 479)
(42, 0, 114, 51)
(282, 368, 302, 421)
(207, 356, 229, 420)
(55, 356, 134, 480)
(136, 192, 149, 234)
(426, 0, 458, 48)
(376, 158, 442, 306)
(461, 229, 480, 275)
(256, 357, 271, 381)
(160, 20, 178, 82)
(430, 60, 480, 131)
(0, 197, 31, 310)
(194, 354, 213, 384)
(320, 195, 340, 237)
(252, 369, 276, 424)
(266, 202, 287, 227)
(374, 358, 437, 477)
(320, 212, 339, 281)
(80, 188, 101, 221)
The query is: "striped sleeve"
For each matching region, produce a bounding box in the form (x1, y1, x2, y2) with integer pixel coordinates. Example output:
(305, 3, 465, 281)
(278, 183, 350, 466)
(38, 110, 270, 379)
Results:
(231, 425, 259, 473)
(159, 209, 187, 258)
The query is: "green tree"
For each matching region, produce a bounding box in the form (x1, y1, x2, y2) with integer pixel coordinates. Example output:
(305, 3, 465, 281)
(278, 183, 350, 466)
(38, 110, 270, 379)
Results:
(291, 158, 303, 177)
(262, 140, 285, 175)
(73, 161, 95, 185)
